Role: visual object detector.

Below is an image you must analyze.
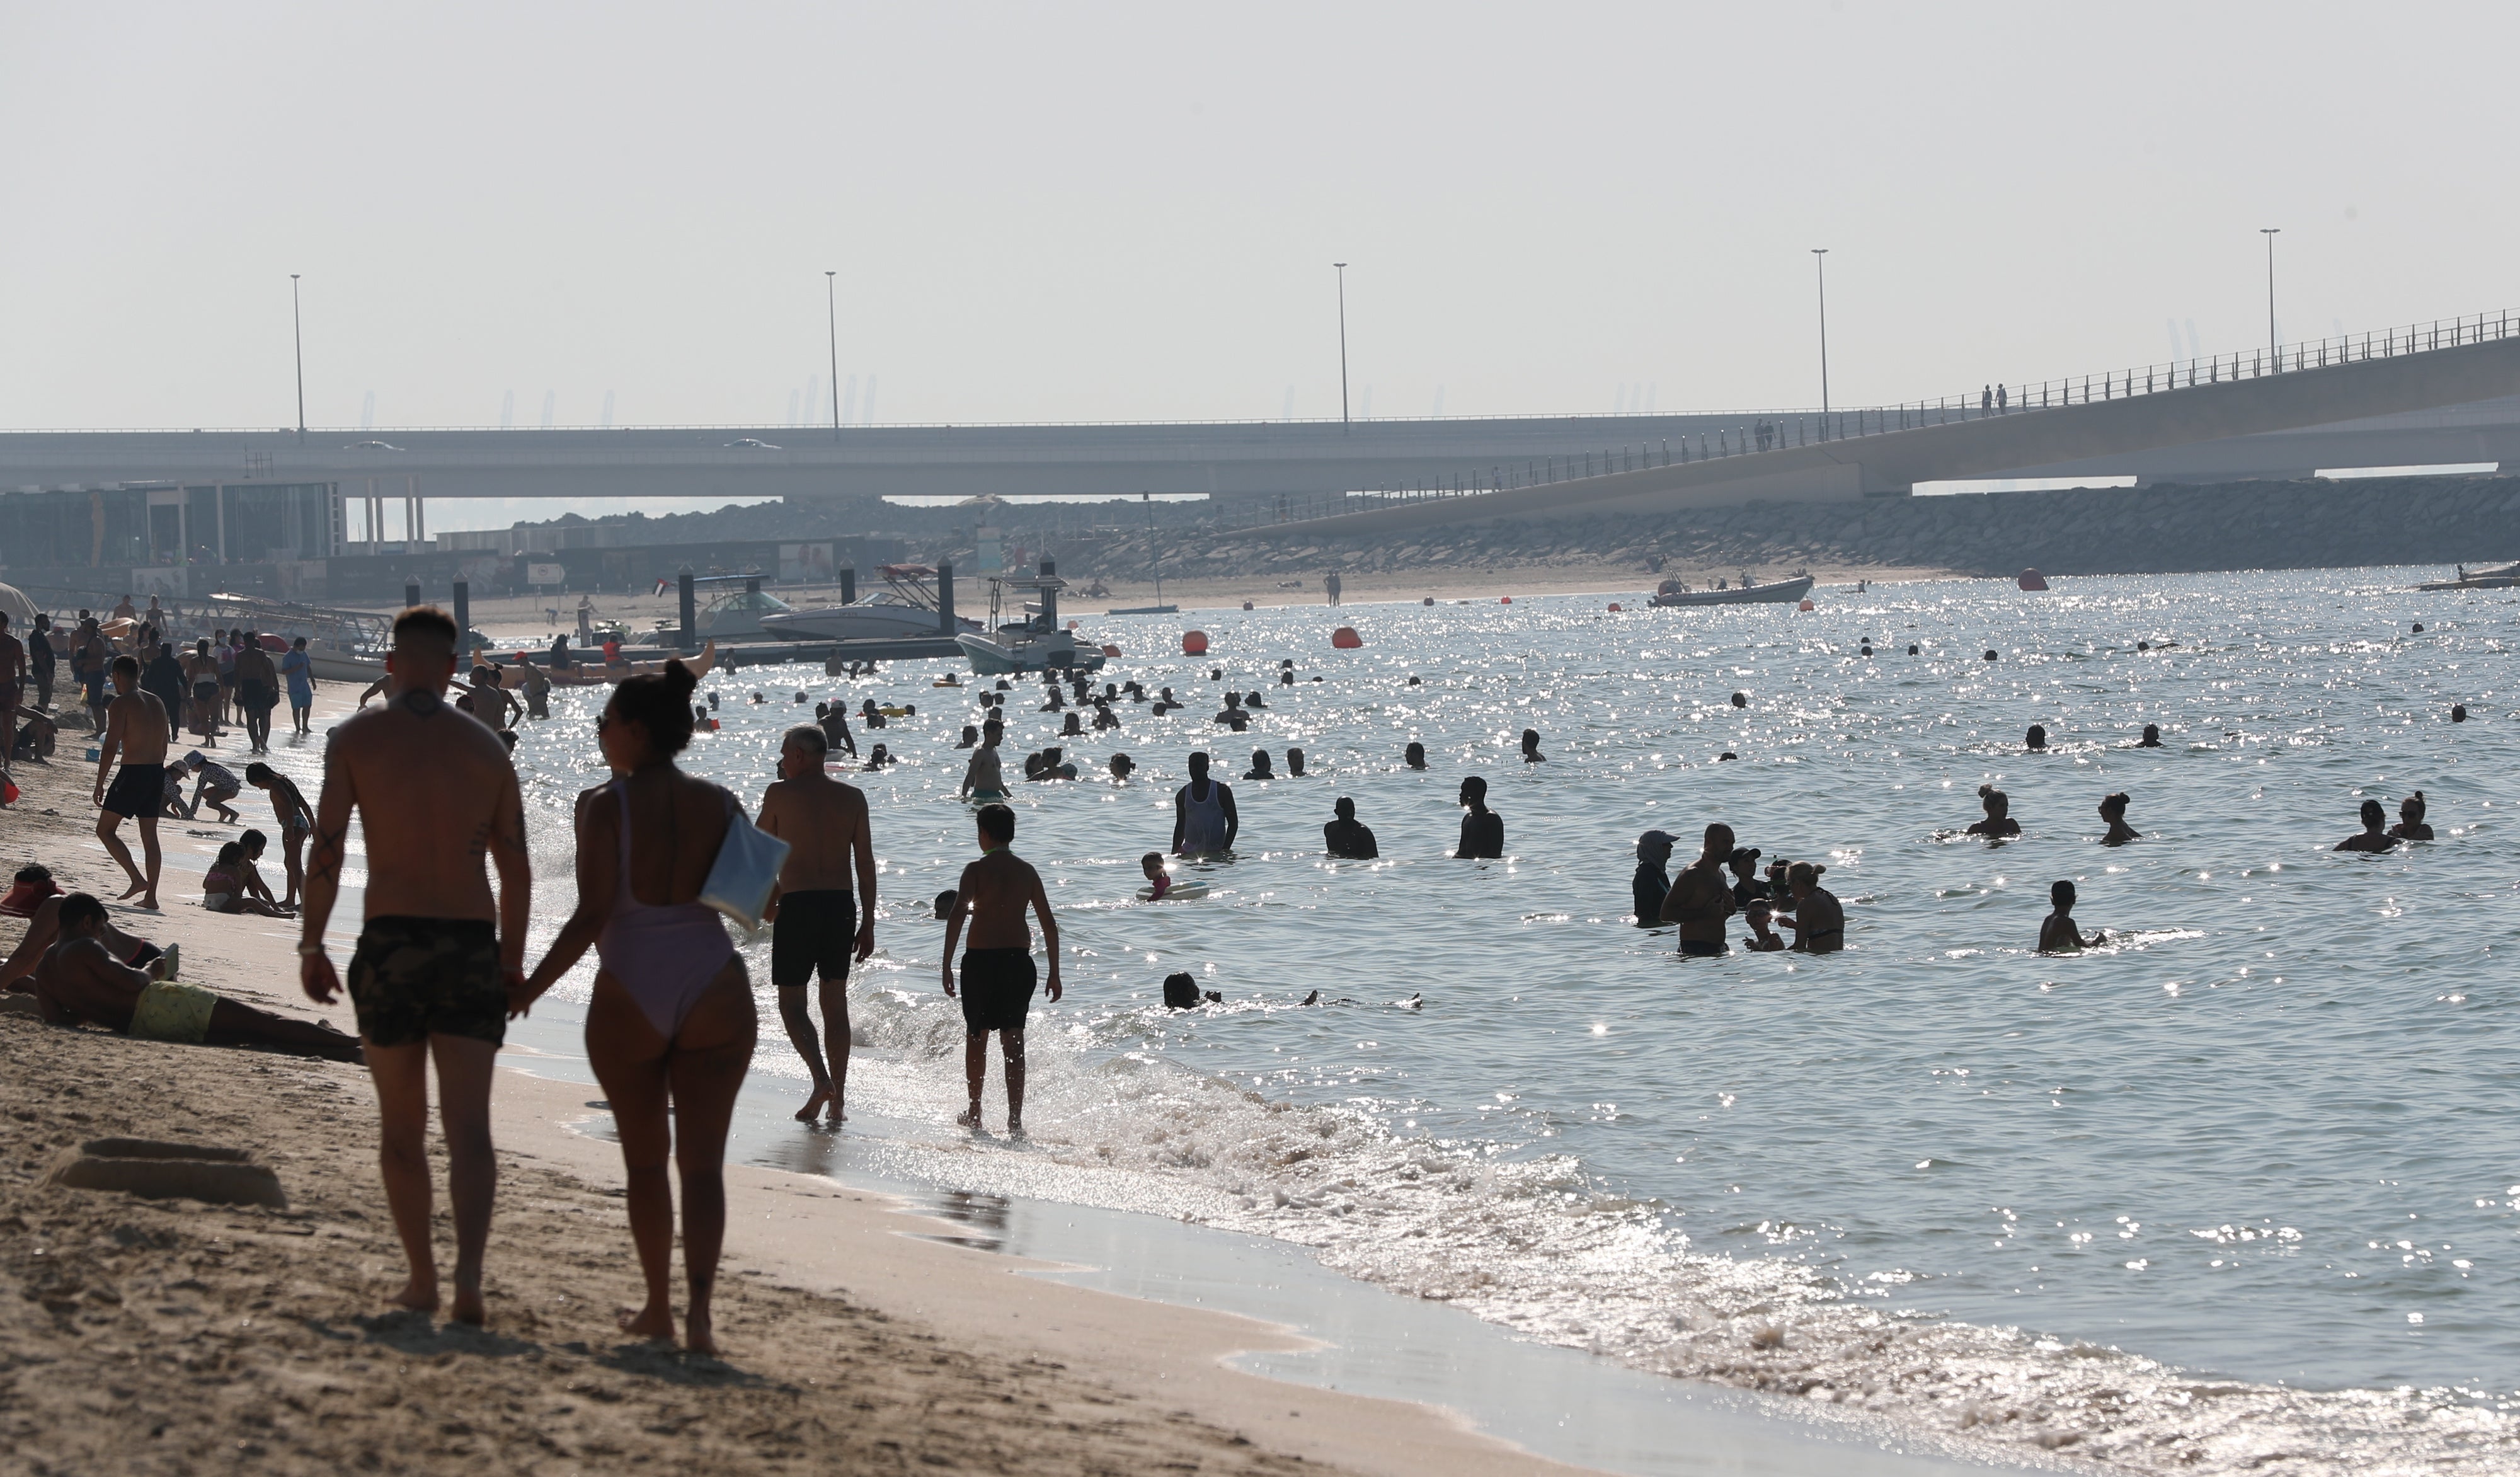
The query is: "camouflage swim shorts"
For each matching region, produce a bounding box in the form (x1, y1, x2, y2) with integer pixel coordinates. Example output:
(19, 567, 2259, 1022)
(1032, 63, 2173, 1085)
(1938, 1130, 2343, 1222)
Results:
(346, 916, 506, 1048)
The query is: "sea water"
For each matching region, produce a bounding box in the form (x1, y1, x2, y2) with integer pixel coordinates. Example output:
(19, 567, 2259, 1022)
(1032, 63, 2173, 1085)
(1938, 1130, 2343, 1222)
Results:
(362, 568, 2515, 1473)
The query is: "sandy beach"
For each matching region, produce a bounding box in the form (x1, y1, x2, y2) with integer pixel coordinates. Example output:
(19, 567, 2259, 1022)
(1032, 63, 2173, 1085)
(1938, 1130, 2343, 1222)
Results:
(0, 749, 1628, 1477)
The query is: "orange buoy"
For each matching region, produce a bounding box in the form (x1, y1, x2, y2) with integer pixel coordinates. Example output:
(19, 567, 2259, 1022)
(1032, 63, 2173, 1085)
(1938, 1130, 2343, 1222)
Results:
(1067, 619, 1079, 630)
(2018, 568, 2050, 592)
(1797, 598, 1816, 611)
(1500, 596, 1513, 604)
(1100, 644, 1123, 658)
(1181, 630, 1210, 656)
(1331, 626, 1363, 650)
(1607, 602, 1622, 612)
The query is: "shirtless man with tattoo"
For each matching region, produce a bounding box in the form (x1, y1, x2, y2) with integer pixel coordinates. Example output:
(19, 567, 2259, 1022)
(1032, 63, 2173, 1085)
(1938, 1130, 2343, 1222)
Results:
(297, 607, 531, 1325)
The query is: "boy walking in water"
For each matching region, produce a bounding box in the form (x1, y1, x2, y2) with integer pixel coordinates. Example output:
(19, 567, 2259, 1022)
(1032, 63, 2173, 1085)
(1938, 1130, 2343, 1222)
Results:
(758, 725, 876, 1125)
(298, 607, 531, 1326)
(940, 803, 1062, 1134)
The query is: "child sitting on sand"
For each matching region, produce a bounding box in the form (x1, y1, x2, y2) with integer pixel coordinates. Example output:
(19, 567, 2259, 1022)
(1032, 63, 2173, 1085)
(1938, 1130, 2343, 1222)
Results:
(1140, 852, 1172, 901)
(202, 841, 292, 917)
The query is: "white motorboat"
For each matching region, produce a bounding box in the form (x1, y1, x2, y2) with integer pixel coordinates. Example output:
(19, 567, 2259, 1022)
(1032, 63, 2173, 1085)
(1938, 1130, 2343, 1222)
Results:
(624, 575, 806, 646)
(954, 573, 1106, 674)
(755, 565, 982, 642)
(1648, 573, 1815, 607)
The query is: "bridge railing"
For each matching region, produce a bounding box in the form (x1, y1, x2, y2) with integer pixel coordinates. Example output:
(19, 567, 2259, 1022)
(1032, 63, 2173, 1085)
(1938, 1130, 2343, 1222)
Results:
(1221, 307, 2520, 531)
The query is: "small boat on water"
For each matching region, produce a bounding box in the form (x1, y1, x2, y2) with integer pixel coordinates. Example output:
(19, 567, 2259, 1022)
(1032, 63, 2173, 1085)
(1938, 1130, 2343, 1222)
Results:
(2416, 561, 2520, 591)
(955, 575, 1106, 675)
(756, 565, 982, 643)
(497, 640, 717, 689)
(1649, 573, 1816, 607)
(623, 575, 807, 647)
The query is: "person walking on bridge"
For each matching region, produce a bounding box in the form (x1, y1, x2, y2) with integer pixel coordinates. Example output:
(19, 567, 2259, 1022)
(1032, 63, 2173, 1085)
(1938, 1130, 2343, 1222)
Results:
(1996, 384, 2008, 412)
(1980, 385, 1993, 413)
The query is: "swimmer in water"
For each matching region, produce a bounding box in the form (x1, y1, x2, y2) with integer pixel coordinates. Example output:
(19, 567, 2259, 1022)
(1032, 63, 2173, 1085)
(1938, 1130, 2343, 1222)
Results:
(2390, 791, 2434, 841)
(2136, 723, 2163, 748)
(1244, 748, 1274, 781)
(2098, 791, 2139, 846)
(1782, 862, 1843, 953)
(1726, 846, 1767, 909)
(2037, 880, 2104, 953)
(1453, 776, 1503, 859)
(1285, 747, 1307, 777)
(2336, 798, 2398, 853)
(1657, 823, 1736, 957)
(1967, 784, 2022, 839)
(1404, 741, 1427, 770)
(1108, 752, 1135, 781)
(1140, 851, 1172, 900)
(1631, 830, 1673, 926)
(933, 889, 958, 921)
(1521, 728, 1545, 763)
(2025, 724, 2048, 752)
(1741, 897, 1787, 952)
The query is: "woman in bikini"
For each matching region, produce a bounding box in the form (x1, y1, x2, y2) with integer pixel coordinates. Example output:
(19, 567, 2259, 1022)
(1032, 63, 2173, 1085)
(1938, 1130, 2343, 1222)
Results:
(518, 659, 755, 1355)
(2098, 791, 2139, 846)
(1966, 785, 2022, 839)
(1782, 862, 1845, 953)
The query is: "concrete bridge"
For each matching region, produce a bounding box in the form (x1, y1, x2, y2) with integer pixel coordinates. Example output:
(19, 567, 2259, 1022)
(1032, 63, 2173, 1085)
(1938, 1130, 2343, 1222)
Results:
(1248, 314, 2520, 536)
(2, 314, 2516, 529)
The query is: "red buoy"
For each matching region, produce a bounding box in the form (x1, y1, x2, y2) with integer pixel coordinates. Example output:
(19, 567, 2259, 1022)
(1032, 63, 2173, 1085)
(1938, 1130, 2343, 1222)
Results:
(1499, 596, 1513, 604)
(2018, 568, 2050, 592)
(1100, 644, 1123, 658)
(1797, 598, 1816, 611)
(1607, 603, 1622, 612)
(1181, 630, 1210, 655)
(1330, 626, 1363, 650)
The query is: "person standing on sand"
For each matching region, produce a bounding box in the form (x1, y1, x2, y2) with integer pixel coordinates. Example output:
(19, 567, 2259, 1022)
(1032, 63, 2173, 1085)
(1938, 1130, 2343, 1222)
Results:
(941, 803, 1062, 1135)
(759, 725, 876, 1125)
(517, 658, 752, 1355)
(144, 641, 186, 744)
(245, 762, 315, 909)
(280, 636, 317, 734)
(1658, 822, 1737, 957)
(299, 607, 532, 1328)
(234, 632, 280, 754)
(0, 611, 25, 779)
(1172, 750, 1238, 858)
(94, 657, 170, 910)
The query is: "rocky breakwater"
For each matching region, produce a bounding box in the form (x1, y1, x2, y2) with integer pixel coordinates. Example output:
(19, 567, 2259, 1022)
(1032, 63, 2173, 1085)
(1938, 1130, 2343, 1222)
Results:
(1090, 474, 2520, 582)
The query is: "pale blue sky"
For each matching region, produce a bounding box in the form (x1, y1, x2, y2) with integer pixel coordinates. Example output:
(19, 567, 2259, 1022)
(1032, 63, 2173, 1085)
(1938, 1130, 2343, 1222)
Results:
(3, 1, 2508, 432)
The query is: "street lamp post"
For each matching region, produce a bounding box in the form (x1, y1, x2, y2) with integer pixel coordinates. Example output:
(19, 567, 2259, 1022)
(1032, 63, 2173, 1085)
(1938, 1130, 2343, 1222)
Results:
(1811, 250, 1830, 415)
(2260, 229, 2280, 368)
(290, 273, 306, 442)
(1333, 262, 1351, 427)
(825, 270, 842, 439)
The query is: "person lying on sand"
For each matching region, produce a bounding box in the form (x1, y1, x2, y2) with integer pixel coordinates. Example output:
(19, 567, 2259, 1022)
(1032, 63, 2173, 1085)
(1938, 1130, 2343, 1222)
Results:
(29, 892, 360, 1061)
(2037, 880, 2105, 953)
(1, 874, 167, 991)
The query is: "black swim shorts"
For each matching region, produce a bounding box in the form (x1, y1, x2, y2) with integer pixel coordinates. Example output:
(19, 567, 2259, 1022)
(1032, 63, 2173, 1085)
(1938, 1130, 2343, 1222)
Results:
(101, 762, 164, 820)
(347, 916, 506, 1048)
(1679, 938, 1729, 958)
(957, 948, 1037, 1034)
(771, 889, 856, 990)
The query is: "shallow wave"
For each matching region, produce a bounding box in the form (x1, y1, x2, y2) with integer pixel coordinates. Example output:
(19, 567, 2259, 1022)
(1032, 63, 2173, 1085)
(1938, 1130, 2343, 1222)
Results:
(842, 984, 2514, 1476)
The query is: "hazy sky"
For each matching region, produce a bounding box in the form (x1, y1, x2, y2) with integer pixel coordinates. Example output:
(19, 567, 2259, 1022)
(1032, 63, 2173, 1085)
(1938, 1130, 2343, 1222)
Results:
(6, 2, 2512, 432)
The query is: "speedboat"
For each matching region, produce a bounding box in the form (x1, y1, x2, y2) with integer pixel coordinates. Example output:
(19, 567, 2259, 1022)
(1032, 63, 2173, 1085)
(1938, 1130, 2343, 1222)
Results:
(755, 565, 982, 642)
(955, 573, 1106, 674)
(625, 575, 803, 646)
(1648, 573, 1816, 607)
